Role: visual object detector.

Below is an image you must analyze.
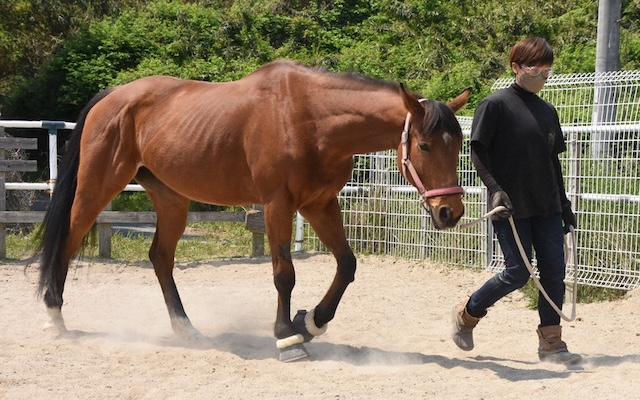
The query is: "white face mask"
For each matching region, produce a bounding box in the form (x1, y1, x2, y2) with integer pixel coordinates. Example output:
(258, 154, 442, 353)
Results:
(518, 72, 547, 93)
(512, 63, 552, 94)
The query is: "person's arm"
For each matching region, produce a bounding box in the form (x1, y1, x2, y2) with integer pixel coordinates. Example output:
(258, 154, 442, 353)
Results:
(471, 141, 513, 217)
(471, 142, 499, 195)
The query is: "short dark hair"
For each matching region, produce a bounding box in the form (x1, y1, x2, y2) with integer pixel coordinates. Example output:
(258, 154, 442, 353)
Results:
(509, 37, 554, 66)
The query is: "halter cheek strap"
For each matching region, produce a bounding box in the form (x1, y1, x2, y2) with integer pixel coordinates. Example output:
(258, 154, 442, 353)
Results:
(401, 111, 464, 207)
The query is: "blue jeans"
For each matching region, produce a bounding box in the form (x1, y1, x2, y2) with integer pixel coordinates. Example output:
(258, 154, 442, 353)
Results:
(466, 213, 566, 327)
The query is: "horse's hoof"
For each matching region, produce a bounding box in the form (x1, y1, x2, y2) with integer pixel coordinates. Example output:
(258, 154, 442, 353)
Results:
(293, 309, 315, 342)
(43, 307, 67, 336)
(279, 343, 309, 362)
(178, 326, 203, 341)
(42, 323, 67, 336)
(172, 318, 202, 340)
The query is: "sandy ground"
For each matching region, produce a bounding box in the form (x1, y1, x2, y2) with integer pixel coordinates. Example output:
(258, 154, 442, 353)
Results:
(1, 253, 639, 399)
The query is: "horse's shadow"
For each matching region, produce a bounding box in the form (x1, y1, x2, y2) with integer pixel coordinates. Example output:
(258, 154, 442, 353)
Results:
(62, 329, 632, 381)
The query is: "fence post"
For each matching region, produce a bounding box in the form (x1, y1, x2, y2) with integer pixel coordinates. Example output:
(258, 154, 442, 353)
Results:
(98, 203, 112, 258)
(245, 204, 265, 257)
(567, 129, 581, 211)
(42, 121, 64, 191)
(566, 128, 581, 281)
(0, 144, 6, 259)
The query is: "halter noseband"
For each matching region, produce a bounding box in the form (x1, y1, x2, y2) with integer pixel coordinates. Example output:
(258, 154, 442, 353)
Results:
(401, 105, 464, 209)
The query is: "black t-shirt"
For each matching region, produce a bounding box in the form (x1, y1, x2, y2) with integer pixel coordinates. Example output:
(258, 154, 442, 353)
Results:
(470, 83, 566, 219)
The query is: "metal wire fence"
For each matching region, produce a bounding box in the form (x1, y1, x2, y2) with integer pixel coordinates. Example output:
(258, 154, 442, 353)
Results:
(299, 71, 640, 291)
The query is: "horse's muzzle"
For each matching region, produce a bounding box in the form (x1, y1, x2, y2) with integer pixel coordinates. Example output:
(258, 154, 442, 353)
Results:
(429, 202, 464, 230)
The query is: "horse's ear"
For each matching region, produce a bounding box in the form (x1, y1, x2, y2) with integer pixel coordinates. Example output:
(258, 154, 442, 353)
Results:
(448, 87, 471, 113)
(399, 83, 425, 119)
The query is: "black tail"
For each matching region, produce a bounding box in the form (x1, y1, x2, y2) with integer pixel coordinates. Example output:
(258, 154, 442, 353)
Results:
(35, 89, 114, 301)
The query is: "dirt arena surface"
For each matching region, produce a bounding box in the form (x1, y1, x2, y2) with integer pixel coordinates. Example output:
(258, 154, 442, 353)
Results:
(1, 253, 639, 399)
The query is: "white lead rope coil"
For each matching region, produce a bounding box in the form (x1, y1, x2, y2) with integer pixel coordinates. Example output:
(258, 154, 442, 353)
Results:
(457, 206, 578, 322)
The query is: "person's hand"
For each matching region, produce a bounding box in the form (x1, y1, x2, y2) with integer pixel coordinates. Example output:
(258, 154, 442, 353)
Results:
(562, 203, 577, 234)
(490, 191, 514, 218)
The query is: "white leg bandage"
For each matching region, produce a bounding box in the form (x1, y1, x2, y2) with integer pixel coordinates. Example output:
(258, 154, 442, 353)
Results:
(276, 334, 305, 349)
(304, 308, 328, 336)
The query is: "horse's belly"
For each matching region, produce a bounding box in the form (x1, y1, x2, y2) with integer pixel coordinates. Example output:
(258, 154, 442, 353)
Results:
(157, 172, 261, 206)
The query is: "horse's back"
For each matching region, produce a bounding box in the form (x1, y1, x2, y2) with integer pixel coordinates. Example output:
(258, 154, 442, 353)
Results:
(81, 63, 316, 205)
(98, 60, 317, 128)
(78, 60, 386, 206)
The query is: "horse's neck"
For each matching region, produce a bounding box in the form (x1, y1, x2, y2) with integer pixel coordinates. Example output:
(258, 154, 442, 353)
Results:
(312, 90, 406, 156)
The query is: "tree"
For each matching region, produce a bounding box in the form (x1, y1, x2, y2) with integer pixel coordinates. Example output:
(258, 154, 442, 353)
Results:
(2, 0, 639, 121)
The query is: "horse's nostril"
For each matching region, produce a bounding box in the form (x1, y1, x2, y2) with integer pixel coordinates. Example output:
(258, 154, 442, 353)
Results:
(438, 206, 453, 222)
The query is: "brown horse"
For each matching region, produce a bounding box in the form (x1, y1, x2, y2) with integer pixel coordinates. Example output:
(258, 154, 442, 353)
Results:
(35, 60, 469, 361)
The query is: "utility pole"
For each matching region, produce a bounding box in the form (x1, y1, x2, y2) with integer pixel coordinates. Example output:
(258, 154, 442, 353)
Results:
(592, 0, 621, 158)
(596, 0, 621, 72)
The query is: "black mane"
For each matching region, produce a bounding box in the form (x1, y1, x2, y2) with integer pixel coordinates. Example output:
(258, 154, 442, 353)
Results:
(422, 100, 462, 138)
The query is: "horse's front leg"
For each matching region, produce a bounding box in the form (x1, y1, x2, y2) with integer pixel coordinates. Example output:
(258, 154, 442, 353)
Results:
(294, 199, 356, 341)
(264, 201, 308, 362)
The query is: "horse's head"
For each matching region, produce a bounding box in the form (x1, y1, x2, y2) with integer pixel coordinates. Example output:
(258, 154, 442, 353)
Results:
(397, 86, 470, 229)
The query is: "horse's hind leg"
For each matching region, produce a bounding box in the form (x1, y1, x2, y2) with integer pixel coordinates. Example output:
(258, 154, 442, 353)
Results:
(134, 168, 198, 338)
(43, 166, 137, 333)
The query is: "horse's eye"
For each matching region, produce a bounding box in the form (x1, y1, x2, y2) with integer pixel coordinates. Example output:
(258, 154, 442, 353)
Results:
(418, 142, 431, 152)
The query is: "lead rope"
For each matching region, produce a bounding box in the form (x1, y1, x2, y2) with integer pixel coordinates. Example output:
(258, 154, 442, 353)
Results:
(457, 206, 578, 322)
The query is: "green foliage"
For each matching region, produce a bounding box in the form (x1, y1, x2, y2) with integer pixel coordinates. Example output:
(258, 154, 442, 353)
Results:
(5, 229, 38, 257)
(111, 192, 154, 211)
(3, 0, 639, 120)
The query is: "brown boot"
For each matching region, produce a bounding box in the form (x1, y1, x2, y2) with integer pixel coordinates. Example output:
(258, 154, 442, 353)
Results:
(451, 298, 483, 351)
(537, 325, 582, 365)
